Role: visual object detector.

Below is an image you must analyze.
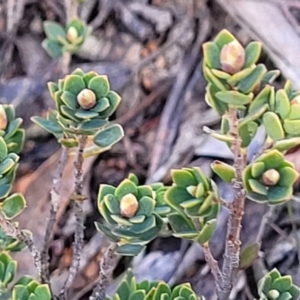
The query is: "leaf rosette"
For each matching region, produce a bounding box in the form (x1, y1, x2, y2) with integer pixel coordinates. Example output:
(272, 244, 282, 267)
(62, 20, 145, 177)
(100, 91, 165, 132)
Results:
(165, 167, 220, 245)
(105, 269, 204, 300)
(0, 105, 25, 154)
(242, 150, 299, 205)
(11, 276, 51, 300)
(96, 175, 170, 256)
(31, 68, 124, 150)
(42, 18, 91, 58)
(258, 268, 300, 300)
(202, 29, 280, 115)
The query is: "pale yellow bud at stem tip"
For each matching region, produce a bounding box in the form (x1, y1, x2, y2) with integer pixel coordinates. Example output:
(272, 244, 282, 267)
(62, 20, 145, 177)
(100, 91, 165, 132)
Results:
(261, 169, 280, 186)
(220, 40, 245, 75)
(67, 26, 78, 43)
(120, 193, 139, 218)
(0, 106, 7, 130)
(77, 89, 96, 109)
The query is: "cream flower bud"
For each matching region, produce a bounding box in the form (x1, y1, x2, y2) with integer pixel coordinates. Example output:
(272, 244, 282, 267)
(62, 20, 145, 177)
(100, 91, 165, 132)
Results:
(261, 169, 280, 186)
(67, 26, 78, 43)
(77, 89, 96, 109)
(0, 106, 7, 130)
(120, 193, 139, 218)
(268, 290, 280, 299)
(220, 40, 245, 74)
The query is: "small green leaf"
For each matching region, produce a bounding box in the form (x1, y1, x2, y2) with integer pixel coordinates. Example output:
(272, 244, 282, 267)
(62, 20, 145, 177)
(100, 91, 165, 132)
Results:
(203, 67, 227, 91)
(0, 184, 12, 199)
(248, 179, 268, 195)
(33, 285, 51, 300)
(1, 193, 26, 219)
(211, 160, 235, 182)
(136, 196, 155, 217)
(115, 179, 137, 200)
(205, 83, 228, 115)
(239, 242, 260, 269)
(58, 138, 79, 148)
(31, 117, 62, 135)
(202, 42, 221, 69)
(267, 186, 292, 204)
(98, 91, 122, 118)
(263, 112, 284, 141)
(251, 162, 265, 178)
(93, 124, 124, 148)
(0, 137, 7, 162)
(287, 104, 300, 120)
(237, 64, 267, 94)
(248, 85, 272, 114)
(61, 91, 77, 109)
(262, 70, 280, 85)
(171, 169, 197, 188)
(215, 90, 253, 105)
(42, 39, 63, 58)
(284, 120, 300, 135)
(213, 29, 236, 49)
(74, 110, 99, 119)
(275, 89, 290, 119)
(64, 75, 86, 95)
(244, 42, 262, 67)
(273, 138, 300, 152)
(94, 222, 119, 242)
(0, 158, 16, 174)
(272, 276, 292, 292)
(83, 145, 111, 158)
(88, 75, 110, 98)
(43, 21, 66, 41)
(227, 68, 253, 85)
(168, 212, 195, 234)
(278, 167, 299, 187)
(116, 244, 145, 256)
(196, 219, 217, 244)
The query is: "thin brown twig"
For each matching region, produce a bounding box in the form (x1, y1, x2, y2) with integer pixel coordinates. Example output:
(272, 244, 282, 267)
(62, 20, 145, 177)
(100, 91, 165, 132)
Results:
(220, 107, 247, 300)
(41, 146, 69, 284)
(89, 243, 117, 300)
(202, 243, 224, 293)
(61, 135, 88, 299)
(0, 210, 44, 281)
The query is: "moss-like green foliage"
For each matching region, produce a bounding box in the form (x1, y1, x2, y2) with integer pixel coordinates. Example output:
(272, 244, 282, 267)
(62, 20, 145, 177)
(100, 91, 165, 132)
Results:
(96, 174, 170, 256)
(106, 270, 204, 300)
(242, 150, 299, 205)
(258, 268, 300, 300)
(165, 168, 219, 245)
(42, 18, 91, 58)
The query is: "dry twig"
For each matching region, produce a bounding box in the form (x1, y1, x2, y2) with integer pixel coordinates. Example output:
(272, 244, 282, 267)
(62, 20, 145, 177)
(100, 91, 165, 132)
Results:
(41, 147, 69, 284)
(0, 210, 44, 282)
(61, 135, 88, 299)
(90, 243, 117, 300)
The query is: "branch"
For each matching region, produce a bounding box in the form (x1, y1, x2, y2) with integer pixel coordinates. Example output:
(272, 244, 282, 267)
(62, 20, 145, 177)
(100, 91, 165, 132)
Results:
(61, 135, 88, 299)
(41, 147, 69, 284)
(0, 210, 44, 282)
(89, 243, 117, 300)
(202, 243, 224, 295)
(220, 107, 247, 299)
